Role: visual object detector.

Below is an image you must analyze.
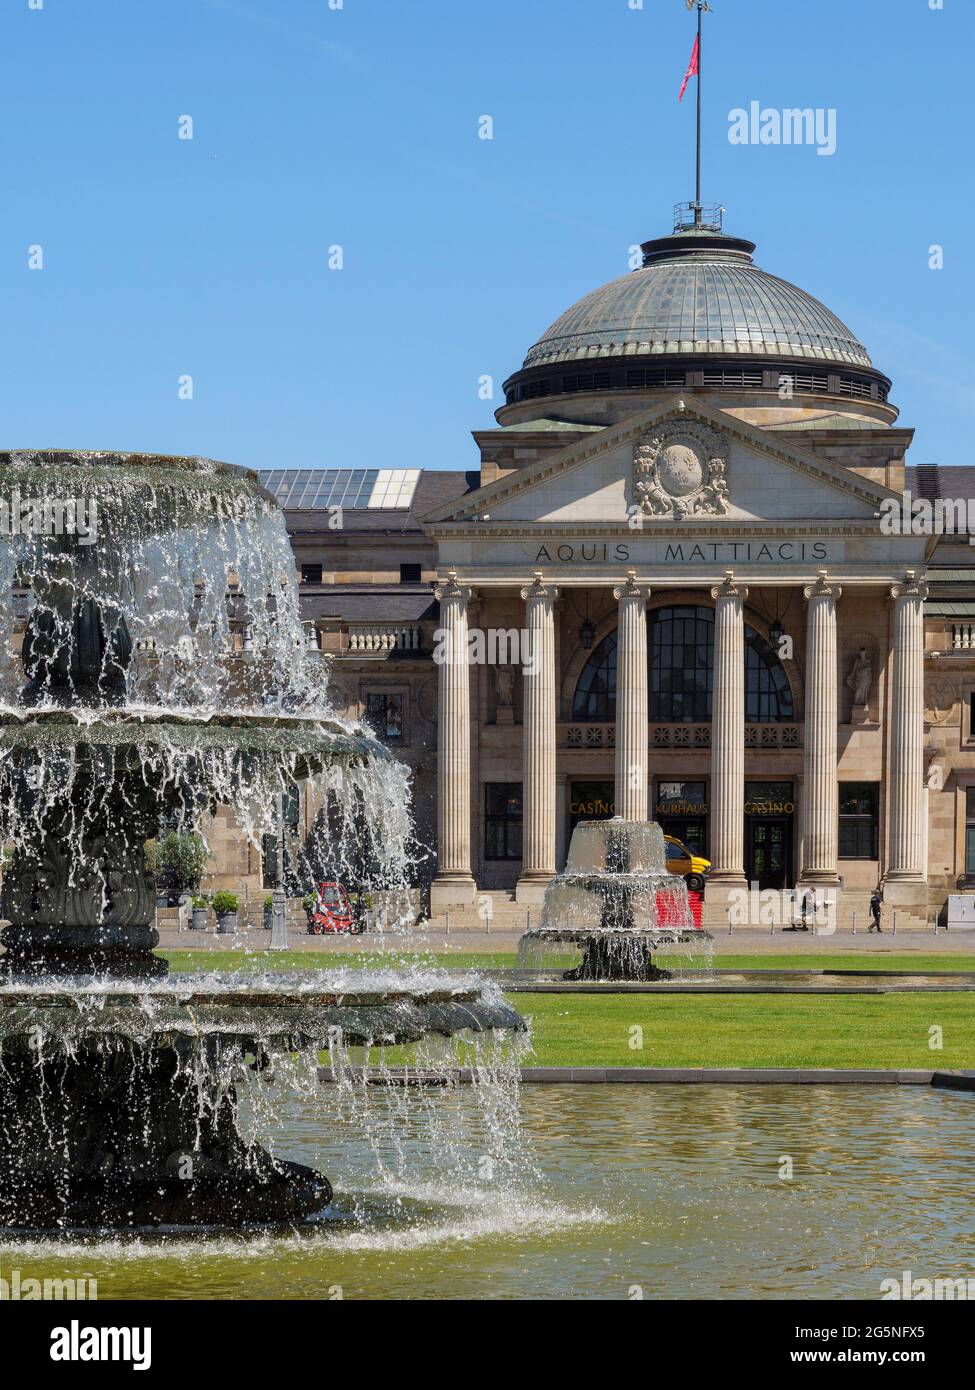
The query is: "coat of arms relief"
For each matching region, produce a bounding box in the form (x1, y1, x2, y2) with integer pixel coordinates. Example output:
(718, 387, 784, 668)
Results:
(633, 419, 730, 519)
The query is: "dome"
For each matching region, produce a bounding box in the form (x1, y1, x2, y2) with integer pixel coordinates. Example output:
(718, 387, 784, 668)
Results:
(521, 229, 872, 372)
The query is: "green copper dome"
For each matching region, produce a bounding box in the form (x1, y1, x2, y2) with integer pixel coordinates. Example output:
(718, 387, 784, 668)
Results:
(522, 230, 872, 372)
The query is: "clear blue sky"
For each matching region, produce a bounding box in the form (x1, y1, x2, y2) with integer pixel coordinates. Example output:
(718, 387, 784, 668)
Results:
(0, 0, 970, 474)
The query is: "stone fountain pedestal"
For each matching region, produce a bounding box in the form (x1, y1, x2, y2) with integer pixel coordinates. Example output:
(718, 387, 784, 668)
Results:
(517, 818, 710, 983)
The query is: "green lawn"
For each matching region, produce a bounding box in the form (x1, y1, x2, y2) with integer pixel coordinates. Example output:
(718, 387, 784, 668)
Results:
(159, 949, 975, 1071)
(516, 992, 975, 1070)
(161, 949, 975, 975)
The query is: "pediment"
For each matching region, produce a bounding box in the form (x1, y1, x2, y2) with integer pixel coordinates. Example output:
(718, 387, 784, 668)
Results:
(421, 396, 896, 531)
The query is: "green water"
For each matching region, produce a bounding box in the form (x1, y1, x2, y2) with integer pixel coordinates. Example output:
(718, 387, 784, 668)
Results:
(2, 1085, 972, 1300)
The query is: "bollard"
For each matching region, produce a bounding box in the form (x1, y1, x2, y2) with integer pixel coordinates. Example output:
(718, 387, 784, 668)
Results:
(445, 910, 450, 936)
(892, 910, 897, 936)
(727, 909, 733, 935)
(852, 911, 857, 936)
(526, 908, 532, 933)
(269, 887, 288, 950)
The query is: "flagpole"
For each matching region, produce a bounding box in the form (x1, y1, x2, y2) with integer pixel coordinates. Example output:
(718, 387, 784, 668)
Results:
(694, 0, 702, 226)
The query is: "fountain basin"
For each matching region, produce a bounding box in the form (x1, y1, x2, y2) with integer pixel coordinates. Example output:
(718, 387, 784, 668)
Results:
(518, 818, 711, 981)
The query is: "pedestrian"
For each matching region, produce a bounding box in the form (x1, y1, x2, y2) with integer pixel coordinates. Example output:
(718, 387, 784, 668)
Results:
(869, 886, 883, 933)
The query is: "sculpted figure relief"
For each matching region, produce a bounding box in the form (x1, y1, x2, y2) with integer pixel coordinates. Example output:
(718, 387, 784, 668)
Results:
(633, 419, 730, 520)
(845, 648, 872, 707)
(495, 665, 515, 707)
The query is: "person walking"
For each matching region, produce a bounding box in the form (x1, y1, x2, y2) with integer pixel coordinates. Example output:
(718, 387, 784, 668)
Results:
(869, 886, 883, 933)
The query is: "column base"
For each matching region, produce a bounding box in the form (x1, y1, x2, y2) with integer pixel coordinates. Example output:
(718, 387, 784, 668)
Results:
(704, 877, 748, 911)
(880, 878, 928, 911)
(429, 876, 477, 912)
(796, 873, 841, 890)
(515, 874, 553, 906)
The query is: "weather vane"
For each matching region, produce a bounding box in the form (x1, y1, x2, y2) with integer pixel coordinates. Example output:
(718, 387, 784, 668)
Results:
(679, 0, 714, 228)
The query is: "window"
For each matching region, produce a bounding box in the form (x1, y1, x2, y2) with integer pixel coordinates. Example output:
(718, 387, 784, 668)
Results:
(366, 692, 404, 742)
(571, 631, 617, 721)
(399, 563, 422, 584)
(485, 784, 523, 860)
(570, 605, 794, 724)
(966, 789, 975, 875)
(650, 606, 714, 723)
(838, 783, 879, 859)
(300, 563, 323, 585)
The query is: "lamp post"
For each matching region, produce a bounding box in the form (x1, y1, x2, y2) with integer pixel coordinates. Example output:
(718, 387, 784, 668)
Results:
(270, 790, 289, 950)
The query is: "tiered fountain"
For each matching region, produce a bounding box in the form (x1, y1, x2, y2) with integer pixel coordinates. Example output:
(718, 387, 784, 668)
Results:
(518, 818, 710, 981)
(0, 450, 524, 1231)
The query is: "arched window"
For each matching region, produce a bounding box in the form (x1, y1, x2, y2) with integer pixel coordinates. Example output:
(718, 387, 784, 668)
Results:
(571, 629, 617, 721)
(570, 605, 793, 723)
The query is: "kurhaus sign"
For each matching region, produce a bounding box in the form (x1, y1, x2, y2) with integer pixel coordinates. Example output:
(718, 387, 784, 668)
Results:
(532, 539, 834, 565)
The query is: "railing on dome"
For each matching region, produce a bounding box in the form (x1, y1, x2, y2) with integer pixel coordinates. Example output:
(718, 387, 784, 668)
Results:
(557, 722, 802, 749)
(673, 202, 724, 233)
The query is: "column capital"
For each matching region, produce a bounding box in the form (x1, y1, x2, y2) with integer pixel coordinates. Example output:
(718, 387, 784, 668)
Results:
(803, 569, 842, 603)
(520, 571, 558, 604)
(889, 569, 929, 603)
(710, 569, 748, 603)
(434, 571, 473, 606)
(613, 569, 650, 603)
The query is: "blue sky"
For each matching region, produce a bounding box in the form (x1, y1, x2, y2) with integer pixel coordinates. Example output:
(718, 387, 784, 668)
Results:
(0, 0, 970, 474)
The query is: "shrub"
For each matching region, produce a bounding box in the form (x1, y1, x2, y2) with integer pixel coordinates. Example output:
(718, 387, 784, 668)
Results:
(146, 832, 210, 896)
(191, 895, 210, 910)
(211, 891, 239, 917)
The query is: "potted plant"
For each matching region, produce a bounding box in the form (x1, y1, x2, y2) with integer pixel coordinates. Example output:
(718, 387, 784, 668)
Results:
(190, 895, 209, 931)
(263, 894, 274, 930)
(145, 832, 210, 907)
(212, 891, 239, 935)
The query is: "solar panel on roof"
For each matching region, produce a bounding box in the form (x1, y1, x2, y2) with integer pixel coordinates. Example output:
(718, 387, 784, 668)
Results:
(257, 469, 419, 510)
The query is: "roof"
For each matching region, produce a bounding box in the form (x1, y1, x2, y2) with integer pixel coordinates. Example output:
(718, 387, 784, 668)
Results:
(522, 230, 872, 372)
(284, 470, 479, 535)
(260, 468, 419, 510)
(298, 587, 437, 623)
(907, 465, 975, 501)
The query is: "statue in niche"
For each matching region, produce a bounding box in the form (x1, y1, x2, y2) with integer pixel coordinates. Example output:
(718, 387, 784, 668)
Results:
(495, 665, 515, 707)
(845, 648, 872, 707)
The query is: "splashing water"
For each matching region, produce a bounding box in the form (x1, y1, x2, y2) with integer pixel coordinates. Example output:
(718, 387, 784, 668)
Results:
(0, 451, 529, 1231)
(518, 818, 714, 981)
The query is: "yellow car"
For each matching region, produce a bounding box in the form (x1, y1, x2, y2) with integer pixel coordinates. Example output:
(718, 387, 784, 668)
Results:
(664, 835, 711, 893)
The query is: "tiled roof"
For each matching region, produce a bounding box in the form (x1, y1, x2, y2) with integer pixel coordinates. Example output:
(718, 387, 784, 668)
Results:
(524, 232, 872, 371)
(298, 587, 437, 623)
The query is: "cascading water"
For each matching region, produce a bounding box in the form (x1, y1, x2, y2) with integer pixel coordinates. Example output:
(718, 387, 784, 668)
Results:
(517, 818, 713, 981)
(0, 450, 526, 1231)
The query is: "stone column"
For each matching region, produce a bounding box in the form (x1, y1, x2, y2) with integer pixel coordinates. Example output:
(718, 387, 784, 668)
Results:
(709, 572, 748, 891)
(799, 572, 841, 886)
(613, 573, 650, 822)
(430, 574, 477, 910)
(886, 571, 929, 894)
(517, 574, 557, 904)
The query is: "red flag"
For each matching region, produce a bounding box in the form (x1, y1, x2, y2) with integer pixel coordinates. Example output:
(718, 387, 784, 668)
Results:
(678, 35, 699, 102)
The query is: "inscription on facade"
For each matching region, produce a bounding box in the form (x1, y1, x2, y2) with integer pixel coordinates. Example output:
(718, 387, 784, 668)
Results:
(533, 540, 833, 565)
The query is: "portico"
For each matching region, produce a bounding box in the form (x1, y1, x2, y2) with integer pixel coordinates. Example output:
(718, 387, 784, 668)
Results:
(423, 397, 930, 917)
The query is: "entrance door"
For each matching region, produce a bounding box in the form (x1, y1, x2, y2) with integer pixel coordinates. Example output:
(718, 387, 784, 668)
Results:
(658, 817, 707, 858)
(746, 818, 790, 890)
